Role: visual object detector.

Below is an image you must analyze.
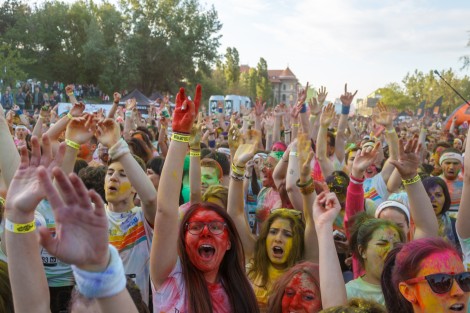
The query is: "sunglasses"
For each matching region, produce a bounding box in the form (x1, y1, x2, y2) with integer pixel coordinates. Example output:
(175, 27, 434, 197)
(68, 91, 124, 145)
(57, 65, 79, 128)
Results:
(185, 221, 226, 235)
(404, 272, 470, 294)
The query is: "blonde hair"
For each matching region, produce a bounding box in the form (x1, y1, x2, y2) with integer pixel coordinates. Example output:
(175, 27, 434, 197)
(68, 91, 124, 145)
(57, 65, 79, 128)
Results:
(202, 185, 228, 209)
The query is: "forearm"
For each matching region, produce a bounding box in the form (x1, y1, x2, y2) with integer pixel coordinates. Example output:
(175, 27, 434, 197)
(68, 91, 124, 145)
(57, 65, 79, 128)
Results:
(189, 153, 202, 203)
(123, 115, 133, 141)
(457, 129, 470, 238)
(405, 179, 438, 239)
(273, 156, 288, 190)
(285, 154, 303, 211)
(45, 115, 69, 141)
(0, 117, 20, 187)
(344, 178, 365, 239)
(310, 115, 320, 141)
(32, 117, 44, 138)
(317, 225, 348, 309)
(386, 168, 402, 193)
(299, 112, 309, 135)
(273, 116, 281, 143)
(60, 146, 79, 175)
(107, 103, 119, 119)
(335, 114, 348, 162)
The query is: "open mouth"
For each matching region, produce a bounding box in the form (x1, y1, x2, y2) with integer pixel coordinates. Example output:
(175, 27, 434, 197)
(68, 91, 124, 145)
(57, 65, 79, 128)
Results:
(450, 303, 465, 311)
(198, 244, 215, 260)
(108, 186, 118, 192)
(272, 246, 284, 258)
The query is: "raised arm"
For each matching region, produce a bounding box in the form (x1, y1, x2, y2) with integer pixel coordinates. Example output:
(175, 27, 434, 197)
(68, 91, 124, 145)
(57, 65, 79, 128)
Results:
(308, 89, 325, 142)
(0, 106, 20, 187)
(107, 92, 121, 119)
(189, 113, 203, 203)
(316, 103, 335, 177)
(227, 131, 260, 260)
(313, 191, 347, 309)
(151, 86, 200, 288)
(336, 84, 357, 163)
(253, 98, 266, 150)
(390, 138, 438, 239)
(457, 127, 470, 238)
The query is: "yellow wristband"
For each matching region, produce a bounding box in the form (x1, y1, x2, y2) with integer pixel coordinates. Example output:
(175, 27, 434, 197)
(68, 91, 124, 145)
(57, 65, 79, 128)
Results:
(292, 123, 300, 127)
(66, 139, 80, 150)
(171, 133, 190, 143)
(231, 163, 245, 176)
(402, 174, 421, 186)
(385, 128, 396, 134)
(190, 150, 201, 157)
(5, 219, 36, 233)
(67, 92, 74, 97)
(66, 112, 73, 119)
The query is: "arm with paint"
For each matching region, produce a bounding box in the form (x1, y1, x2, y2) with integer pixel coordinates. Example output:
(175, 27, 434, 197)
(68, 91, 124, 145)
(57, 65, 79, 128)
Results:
(151, 86, 200, 288)
(316, 103, 335, 178)
(189, 113, 203, 204)
(390, 138, 438, 239)
(313, 191, 347, 308)
(227, 132, 260, 260)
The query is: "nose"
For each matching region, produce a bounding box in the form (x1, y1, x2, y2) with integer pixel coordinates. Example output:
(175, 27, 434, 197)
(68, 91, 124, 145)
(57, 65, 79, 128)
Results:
(290, 293, 302, 309)
(200, 224, 211, 236)
(450, 279, 465, 297)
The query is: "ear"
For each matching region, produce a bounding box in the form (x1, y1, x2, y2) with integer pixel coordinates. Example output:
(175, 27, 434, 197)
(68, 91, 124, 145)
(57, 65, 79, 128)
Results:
(399, 282, 416, 304)
(227, 241, 231, 251)
(358, 245, 366, 260)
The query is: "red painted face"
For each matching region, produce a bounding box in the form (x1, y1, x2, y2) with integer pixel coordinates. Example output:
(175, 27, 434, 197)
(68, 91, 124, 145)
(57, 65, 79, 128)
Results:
(281, 273, 322, 313)
(185, 209, 231, 278)
(261, 157, 277, 188)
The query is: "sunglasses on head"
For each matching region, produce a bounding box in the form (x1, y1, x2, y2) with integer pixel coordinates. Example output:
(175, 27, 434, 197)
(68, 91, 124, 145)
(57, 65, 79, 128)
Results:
(404, 272, 470, 294)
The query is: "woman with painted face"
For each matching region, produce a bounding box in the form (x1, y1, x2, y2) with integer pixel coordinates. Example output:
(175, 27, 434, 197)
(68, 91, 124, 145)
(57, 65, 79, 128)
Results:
(150, 86, 259, 313)
(382, 237, 470, 313)
(228, 132, 319, 311)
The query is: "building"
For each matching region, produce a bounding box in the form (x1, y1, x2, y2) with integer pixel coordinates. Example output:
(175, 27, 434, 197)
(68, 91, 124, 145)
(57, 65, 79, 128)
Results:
(268, 67, 299, 105)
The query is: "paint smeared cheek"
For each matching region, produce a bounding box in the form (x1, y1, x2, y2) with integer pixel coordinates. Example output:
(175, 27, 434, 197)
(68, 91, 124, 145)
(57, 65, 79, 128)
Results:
(118, 182, 132, 195)
(282, 237, 293, 263)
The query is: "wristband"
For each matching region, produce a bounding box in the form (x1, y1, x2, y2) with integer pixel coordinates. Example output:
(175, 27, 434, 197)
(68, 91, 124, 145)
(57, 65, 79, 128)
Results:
(5, 219, 36, 233)
(231, 163, 245, 176)
(385, 128, 396, 134)
(15, 109, 23, 116)
(350, 174, 365, 185)
(190, 150, 200, 157)
(67, 92, 74, 97)
(289, 151, 298, 157)
(171, 132, 190, 143)
(341, 105, 350, 115)
(108, 138, 130, 160)
(292, 123, 300, 128)
(72, 245, 126, 298)
(65, 139, 80, 150)
(296, 177, 313, 188)
(402, 174, 421, 186)
(309, 114, 317, 119)
(66, 112, 73, 120)
(218, 108, 223, 113)
(231, 172, 244, 181)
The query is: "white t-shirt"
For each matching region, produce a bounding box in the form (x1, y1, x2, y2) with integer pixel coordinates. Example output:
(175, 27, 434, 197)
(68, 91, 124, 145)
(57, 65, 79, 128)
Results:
(107, 206, 153, 305)
(346, 276, 385, 306)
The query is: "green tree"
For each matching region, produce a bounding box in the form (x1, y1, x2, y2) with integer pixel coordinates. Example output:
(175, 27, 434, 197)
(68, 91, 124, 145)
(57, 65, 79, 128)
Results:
(0, 43, 31, 87)
(376, 83, 413, 110)
(255, 57, 272, 104)
(223, 47, 240, 85)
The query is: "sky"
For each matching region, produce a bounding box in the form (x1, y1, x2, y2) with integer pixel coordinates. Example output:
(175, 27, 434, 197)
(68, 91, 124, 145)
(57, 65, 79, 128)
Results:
(202, 0, 470, 101)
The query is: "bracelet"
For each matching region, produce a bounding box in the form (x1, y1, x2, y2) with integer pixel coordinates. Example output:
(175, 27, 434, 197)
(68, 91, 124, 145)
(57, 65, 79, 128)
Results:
(385, 128, 396, 134)
(65, 139, 80, 150)
(341, 106, 350, 115)
(289, 151, 298, 157)
(402, 174, 421, 186)
(350, 174, 365, 185)
(310, 114, 317, 119)
(292, 123, 300, 128)
(171, 132, 190, 143)
(231, 163, 245, 176)
(296, 178, 315, 195)
(296, 177, 313, 188)
(5, 219, 36, 233)
(108, 138, 130, 160)
(245, 174, 252, 179)
(66, 112, 73, 120)
(231, 172, 244, 181)
(67, 92, 74, 97)
(190, 150, 201, 157)
(72, 245, 126, 298)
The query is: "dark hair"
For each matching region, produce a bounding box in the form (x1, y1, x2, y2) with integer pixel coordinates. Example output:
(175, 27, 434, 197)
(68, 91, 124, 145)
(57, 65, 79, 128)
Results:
(78, 166, 107, 203)
(422, 176, 451, 216)
(267, 261, 321, 313)
(136, 126, 155, 142)
(345, 147, 360, 164)
(178, 203, 259, 313)
(205, 151, 230, 176)
(146, 156, 165, 176)
(108, 153, 146, 171)
(320, 298, 386, 313)
(248, 209, 305, 288)
(0, 262, 13, 313)
(128, 137, 153, 163)
(201, 147, 212, 159)
(381, 237, 461, 313)
(433, 141, 451, 153)
(349, 213, 406, 268)
(73, 158, 88, 175)
(327, 131, 335, 147)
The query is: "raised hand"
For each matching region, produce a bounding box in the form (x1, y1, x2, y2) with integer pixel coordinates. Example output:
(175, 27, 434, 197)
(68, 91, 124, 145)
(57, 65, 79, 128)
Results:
(352, 142, 381, 174)
(96, 118, 121, 148)
(291, 102, 303, 120)
(339, 83, 358, 107)
(65, 85, 74, 96)
(254, 98, 266, 117)
(69, 102, 85, 118)
(317, 86, 328, 105)
(37, 167, 109, 271)
(5, 135, 65, 219)
(189, 112, 203, 150)
(389, 138, 421, 180)
(313, 191, 342, 229)
(65, 114, 97, 145)
(228, 114, 241, 152)
(320, 103, 336, 128)
(297, 82, 309, 105)
(233, 130, 261, 167)
(372, 102, 394, 128)
(125, 98, 136, 111)
(308, 98, 322, 116)
(172, 85, 201, 134)
(297, 133, 314, 178)
(113, 92, 121, 104)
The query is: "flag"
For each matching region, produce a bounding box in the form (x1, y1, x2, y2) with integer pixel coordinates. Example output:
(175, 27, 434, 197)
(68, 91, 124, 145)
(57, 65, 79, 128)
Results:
(432, 96, 443, 115)
(416, 100, 426, 117)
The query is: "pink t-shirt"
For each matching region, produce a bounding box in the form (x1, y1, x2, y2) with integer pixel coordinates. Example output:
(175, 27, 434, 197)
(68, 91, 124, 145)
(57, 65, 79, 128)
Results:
(153, 259, 231, 313)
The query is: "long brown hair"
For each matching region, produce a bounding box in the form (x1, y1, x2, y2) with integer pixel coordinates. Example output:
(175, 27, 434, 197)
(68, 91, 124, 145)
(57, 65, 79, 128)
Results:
(178, 202, 259, 313)
(248, 209, 305, 288)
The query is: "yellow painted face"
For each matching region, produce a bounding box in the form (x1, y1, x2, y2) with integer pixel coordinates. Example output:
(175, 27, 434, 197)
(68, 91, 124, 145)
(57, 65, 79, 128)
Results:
(266, 218, 293, 269)
(105, 162, 134, 203)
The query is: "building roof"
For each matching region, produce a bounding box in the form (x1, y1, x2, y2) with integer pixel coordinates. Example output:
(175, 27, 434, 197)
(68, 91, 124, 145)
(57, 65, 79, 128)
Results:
(240, 64, 251, 74)
(239, 66, 297, 83)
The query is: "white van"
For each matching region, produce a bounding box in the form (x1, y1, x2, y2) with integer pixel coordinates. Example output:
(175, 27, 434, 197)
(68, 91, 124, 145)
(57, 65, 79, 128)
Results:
(225, 95, 244, 115)
(208, 95, 225, 115)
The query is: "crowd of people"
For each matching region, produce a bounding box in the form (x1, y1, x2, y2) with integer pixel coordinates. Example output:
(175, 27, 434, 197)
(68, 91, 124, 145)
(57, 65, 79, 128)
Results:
(0, 82, 469, 313)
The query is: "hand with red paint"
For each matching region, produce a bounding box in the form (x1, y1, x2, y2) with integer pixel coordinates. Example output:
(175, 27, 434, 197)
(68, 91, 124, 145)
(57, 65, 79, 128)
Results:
(172, 85, 201, 134)
(96, 118, 121, 148)
(312, 191, 342, 229)
(389, 138, 421, 180)
(339, 83, 358, 107)
(66, 114, 97, 145)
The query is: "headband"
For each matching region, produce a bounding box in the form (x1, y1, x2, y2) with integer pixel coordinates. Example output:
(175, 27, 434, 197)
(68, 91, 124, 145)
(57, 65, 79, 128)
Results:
(454, 138, 463, 145)
(217, 147, 231, 156)
(439, 152, 463, 165)
(375, 200, 410, 223)
(14, 125, 27, 130)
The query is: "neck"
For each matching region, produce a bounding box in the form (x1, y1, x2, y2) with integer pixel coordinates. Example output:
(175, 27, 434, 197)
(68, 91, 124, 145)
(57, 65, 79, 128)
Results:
(362, 272, 381, 285)
(204, 268, 220, 284)
(107, 197, 134, 213)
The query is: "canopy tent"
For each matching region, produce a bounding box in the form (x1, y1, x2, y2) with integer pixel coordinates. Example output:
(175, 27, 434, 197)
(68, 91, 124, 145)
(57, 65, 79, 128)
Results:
(120, 89, 153, 106)
(444, 102, 470, 129)
(149, 91, 164, 101)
